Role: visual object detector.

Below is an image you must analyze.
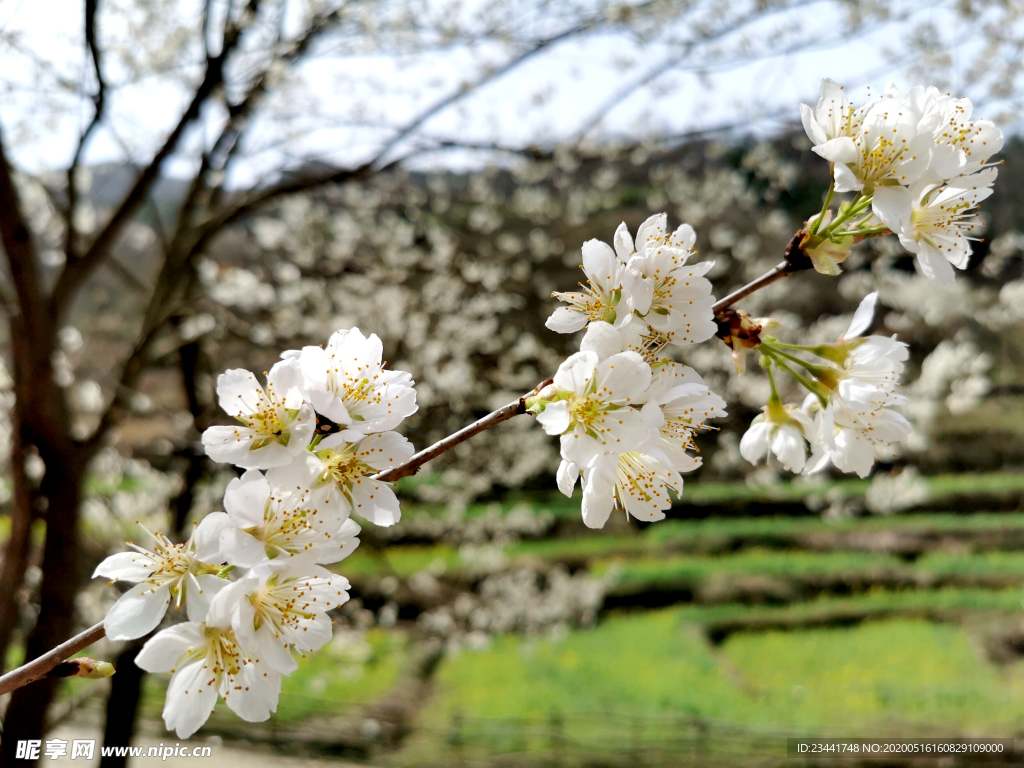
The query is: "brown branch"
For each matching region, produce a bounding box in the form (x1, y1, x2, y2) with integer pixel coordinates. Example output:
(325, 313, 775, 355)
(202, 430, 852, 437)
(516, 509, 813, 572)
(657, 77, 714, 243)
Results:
(187, 6, 344, 223)
(711, 232, 811, 315)
(81, 312, 167, 455)
(0, 126, 49, 343)
(374, 392, 536, 483)
(0, 623, 105, 697)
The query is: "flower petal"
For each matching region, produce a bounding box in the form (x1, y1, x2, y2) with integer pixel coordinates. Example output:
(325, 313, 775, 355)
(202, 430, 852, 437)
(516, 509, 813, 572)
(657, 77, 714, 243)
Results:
(93, 551, 154, 583)
(136, 622, 205, 673)
(545, 307, 588, 334)
(915, 245, 956, 285)
(104, 582, 170, 641)
(164, 659, 219, 738)
(224, 469, 270, 527)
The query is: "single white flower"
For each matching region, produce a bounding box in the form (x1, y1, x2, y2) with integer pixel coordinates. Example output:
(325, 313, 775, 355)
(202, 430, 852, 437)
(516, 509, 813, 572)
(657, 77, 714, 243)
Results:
(536, 350, 651, 467)
(806, 393, 912, 478)
(206, 561, 350, 675)
(805, 329, 912, 478)
(834, 334, 909, 408)
(621, 215, 717, 346)
(545, 238, 650, 333)
(739, 405, 815, 473)
(295, 328, 417, 434)
(203, 469, 361, 567)
(872, 168, 996, 284)
(641, 362, 727, 473)
(135, 614, 281, 738)
(559, 451, 683, 528)
(803, 80, 930, 193)
(269, 430, 414, 527)
(906, 86, 1003, 180)
(800, 78, 873, 152)
(94, 516, 231, 641)
(202, 360, 315, 469)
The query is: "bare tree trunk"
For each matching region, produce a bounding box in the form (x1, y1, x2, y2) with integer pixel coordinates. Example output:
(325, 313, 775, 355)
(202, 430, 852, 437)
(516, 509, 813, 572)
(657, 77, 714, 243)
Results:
(1, 438, 84, 765)
(0, 345, 39, 668)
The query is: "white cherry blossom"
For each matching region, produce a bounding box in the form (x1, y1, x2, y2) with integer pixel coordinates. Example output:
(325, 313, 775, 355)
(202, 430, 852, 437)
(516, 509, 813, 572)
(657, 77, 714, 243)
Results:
(806, 392, 912, 478)
(804, 328, 912, 477)
(202, 360, 315, 469)
(546, 238, 649, 333)
(739, 405, 816, 473)
(800, 78, 872, 153)
(270, 430, 414, 527)
(559, 450, 683, 528)
(93, 516, 231, 641)
(802, 80, 930, 193)
(295, 328, 417, 434)
(621, 215, 717, 346)
(206, 562, 350, 675)
(135, 616, 281, 738)
(835, 334, 909, 408)
(536, 350, 651, 467)
(203, 469, 361, 567)
(872, 168, 997, 284)
(905, 86, 1003, 180)
(641, 362, 727, 473)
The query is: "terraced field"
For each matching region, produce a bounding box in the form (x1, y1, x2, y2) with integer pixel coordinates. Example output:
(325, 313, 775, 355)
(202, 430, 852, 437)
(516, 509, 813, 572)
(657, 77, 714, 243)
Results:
(118, 473, 1024, 766)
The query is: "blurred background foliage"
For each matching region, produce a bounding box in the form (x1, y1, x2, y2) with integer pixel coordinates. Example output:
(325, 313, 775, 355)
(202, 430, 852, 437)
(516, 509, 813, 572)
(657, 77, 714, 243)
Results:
(5, 0, 1024, 765)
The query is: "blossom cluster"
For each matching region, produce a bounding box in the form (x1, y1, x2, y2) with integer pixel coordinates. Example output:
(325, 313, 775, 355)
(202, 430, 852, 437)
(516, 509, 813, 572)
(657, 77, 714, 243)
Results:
(800, 79, 1002, 282)
(740, 293, 912, 478)
(93, 329, 417, 737)
(537, 214, 727, 527)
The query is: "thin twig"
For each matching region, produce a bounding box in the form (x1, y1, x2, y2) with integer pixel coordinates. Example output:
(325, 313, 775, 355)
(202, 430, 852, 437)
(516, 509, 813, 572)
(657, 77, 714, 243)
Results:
(711, 232, 810, 315)
(375, 394, 536, 483)
(0, 623, 105, 697)
(65, 0, 107, 260)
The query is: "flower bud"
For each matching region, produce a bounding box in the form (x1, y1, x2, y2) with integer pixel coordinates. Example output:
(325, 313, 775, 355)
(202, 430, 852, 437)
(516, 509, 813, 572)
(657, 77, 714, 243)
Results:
(49, 658, 115, 680)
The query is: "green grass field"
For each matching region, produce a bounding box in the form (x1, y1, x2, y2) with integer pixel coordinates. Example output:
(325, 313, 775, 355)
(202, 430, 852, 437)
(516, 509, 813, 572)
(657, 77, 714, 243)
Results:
(401, 611, 1024, 762)
(37, 469, 1024, 762)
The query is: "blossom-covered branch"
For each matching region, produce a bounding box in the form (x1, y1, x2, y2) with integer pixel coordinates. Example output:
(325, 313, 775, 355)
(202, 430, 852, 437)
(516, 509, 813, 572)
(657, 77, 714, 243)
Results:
(8, 76, 1003, 742)
(0, 383, 542, 701)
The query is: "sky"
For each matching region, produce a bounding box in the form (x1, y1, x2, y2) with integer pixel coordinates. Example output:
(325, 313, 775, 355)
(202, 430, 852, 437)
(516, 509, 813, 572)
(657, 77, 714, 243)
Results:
(0, 0, 1010, 186)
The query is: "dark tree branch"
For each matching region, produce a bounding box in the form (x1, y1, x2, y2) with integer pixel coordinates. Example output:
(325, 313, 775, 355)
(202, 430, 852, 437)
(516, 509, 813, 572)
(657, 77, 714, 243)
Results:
(0, 127, 49, 343)
(65, 0, 108, 260)
(50, 0, 263, 316)
(368, 22, 592, 168)
(182, 5, 344, 233)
